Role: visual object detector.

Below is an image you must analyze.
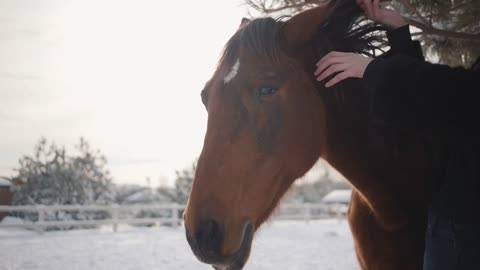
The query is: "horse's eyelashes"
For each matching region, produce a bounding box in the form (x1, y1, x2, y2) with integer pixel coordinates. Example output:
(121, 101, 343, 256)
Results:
(255, 86, 278, 98)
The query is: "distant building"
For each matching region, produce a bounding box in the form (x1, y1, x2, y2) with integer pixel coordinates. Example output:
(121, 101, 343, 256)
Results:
(321, 189, 352, 204)
(124, 188, 171, 204)
(321, 189, 352, 217)
(0, 177, 13, 221)
(120, 186, 174, 226)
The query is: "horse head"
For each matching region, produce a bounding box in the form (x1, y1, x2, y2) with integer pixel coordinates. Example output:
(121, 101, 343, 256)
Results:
(183, 1, 381, 269)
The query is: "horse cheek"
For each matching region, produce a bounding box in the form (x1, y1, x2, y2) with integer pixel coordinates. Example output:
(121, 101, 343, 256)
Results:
(255, 104, 283, 154)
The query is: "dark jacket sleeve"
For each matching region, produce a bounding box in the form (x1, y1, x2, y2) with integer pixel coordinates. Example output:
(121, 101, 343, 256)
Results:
(363, 54, 480, 137)
(383, 25, 423, 60)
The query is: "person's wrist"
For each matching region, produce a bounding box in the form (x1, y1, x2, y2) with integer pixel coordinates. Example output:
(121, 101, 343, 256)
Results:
(359, 58, 374, 78)
(381, 15, 408, 29)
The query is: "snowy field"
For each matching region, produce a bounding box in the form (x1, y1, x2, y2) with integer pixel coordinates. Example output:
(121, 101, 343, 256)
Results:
(0, 219, 359, 270)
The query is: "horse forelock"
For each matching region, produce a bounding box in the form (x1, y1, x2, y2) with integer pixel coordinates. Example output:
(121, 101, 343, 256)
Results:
(218, 17, 286, 78)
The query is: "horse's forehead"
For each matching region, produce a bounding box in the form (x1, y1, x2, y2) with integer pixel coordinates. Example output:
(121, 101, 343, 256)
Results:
(220, 51, 280, 78)
(223, 58, 240, 84)
(203, 57, 243, 107)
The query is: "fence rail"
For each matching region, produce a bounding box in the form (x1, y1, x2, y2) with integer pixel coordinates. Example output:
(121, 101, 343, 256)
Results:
(0, 203, 347, 233)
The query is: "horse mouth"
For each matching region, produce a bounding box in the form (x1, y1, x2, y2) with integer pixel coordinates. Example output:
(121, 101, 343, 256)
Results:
(211, 223, 254, 270)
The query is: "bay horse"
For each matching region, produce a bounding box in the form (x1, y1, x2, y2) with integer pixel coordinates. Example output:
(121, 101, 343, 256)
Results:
(184, 0, 436, 269)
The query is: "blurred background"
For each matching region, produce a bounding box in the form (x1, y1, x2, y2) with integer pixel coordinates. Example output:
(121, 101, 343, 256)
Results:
(0, 0, 478, 269)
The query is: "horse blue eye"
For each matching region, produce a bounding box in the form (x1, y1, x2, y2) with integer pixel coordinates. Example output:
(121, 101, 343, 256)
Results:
(256, 86, 277, 97)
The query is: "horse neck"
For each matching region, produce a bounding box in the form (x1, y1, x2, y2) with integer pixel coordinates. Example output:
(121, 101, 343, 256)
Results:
(320, 85, 436, 223)
(297, 41, 400, 200)
(320, 83, 396, 198)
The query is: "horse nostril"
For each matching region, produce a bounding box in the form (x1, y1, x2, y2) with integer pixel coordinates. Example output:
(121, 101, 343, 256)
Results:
(196, 219, 224, 254)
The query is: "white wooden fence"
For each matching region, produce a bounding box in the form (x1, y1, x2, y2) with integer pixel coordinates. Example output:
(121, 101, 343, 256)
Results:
(0, 204, 183, 233)
(0, 203, 347, 233)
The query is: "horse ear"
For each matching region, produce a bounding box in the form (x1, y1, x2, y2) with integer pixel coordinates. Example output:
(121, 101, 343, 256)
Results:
(282, 2, 333, 47)
(239, 17, 251, 29)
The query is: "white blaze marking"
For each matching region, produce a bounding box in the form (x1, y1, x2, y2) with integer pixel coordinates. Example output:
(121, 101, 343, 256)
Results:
(224, 59, 240, 84)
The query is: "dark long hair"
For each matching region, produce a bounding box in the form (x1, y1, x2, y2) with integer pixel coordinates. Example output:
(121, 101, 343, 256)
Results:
(317, 0, 388, 57)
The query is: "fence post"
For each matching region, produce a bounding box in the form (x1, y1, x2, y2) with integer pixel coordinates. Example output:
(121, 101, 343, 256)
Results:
(112, 205, 119, 233)
(37, 206, 45, 234)
(335, 204, 342, 223)
(304, 204, 311, 224)
(171, 204, 179, 228)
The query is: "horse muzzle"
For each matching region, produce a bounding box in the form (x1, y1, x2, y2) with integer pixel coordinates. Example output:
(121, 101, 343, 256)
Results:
(186, 221, 254, 270)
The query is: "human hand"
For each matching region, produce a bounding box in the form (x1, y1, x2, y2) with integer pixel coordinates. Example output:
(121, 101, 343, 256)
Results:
(314, 51, 373, 87)
(357, 0, 407, 29)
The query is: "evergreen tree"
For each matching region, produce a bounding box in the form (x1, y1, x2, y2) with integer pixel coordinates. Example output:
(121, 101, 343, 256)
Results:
(12, 137, 115, 223)
(245, 0, 480, 66)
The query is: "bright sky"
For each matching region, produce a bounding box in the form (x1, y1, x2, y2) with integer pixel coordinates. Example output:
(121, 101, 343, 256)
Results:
(0, 0, 251, 187)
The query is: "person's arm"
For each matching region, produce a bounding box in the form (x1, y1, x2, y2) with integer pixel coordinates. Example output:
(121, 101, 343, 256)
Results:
(363, 54, 480, 135)
(315, 52, 480, 135)
(383, 25, 424, 59)
(315, 0, 480, 135)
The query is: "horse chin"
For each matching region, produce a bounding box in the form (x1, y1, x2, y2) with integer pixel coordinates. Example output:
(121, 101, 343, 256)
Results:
(211, 223, 254, 270)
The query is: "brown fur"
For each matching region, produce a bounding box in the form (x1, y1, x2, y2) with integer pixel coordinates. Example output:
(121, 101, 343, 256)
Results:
(185, 1, 435, 269)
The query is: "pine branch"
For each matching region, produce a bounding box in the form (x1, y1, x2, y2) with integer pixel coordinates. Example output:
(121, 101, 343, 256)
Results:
(447, 2, 470, 13)
(397, 0, 430, 26)
(406, 18, 480, 41)
(393, 0, 480, 41)
(246, 0, 328, 14)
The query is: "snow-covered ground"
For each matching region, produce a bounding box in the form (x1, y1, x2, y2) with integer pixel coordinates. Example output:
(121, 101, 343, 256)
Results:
(0, 219, 359, 270)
